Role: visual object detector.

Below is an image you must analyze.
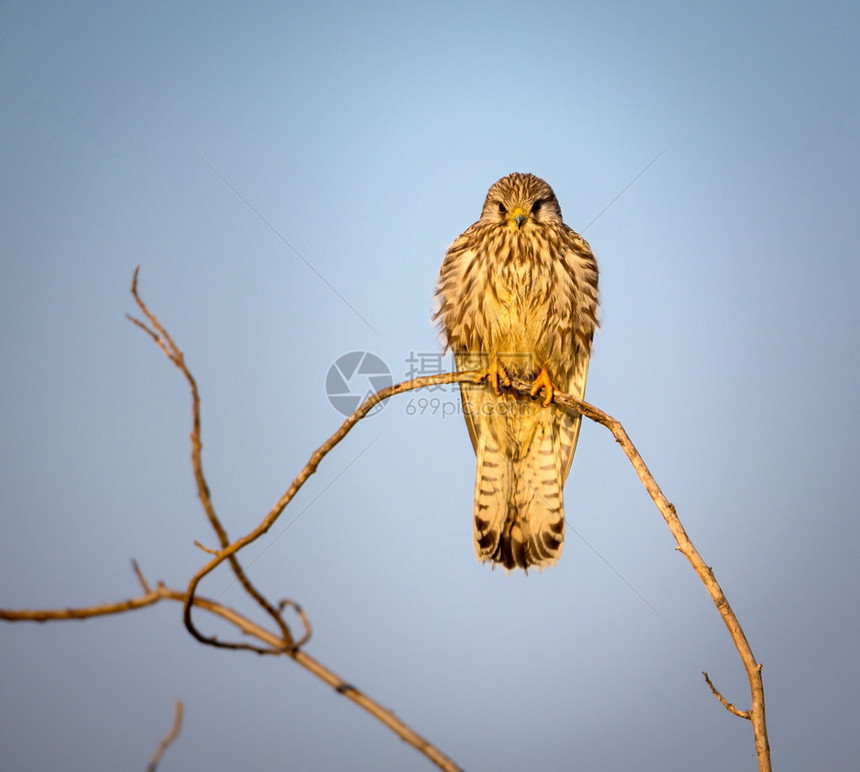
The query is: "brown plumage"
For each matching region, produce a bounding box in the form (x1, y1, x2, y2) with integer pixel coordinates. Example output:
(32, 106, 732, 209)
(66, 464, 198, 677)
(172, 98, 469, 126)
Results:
(435, 173, 599, 571)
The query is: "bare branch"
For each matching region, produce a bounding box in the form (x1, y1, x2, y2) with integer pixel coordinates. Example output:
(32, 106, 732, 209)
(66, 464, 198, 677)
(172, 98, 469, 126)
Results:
(147, 700, 184, 772)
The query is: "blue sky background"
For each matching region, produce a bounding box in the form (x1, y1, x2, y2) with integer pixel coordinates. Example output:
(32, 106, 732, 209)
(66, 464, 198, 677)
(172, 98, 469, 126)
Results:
(1, 2, 858, 770)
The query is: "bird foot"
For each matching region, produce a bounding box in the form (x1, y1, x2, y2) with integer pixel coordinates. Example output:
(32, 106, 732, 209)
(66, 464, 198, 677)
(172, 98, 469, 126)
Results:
(479, 356, 511, 396)
(530, 367, 556, 407)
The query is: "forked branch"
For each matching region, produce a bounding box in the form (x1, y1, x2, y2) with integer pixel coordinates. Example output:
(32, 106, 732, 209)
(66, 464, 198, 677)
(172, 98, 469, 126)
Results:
(0, 564, 464, 772)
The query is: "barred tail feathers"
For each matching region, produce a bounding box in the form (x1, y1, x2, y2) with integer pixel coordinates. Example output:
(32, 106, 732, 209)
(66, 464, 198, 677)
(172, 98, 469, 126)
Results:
(472, 419, 566, 571)
(472, 433, 512, 563)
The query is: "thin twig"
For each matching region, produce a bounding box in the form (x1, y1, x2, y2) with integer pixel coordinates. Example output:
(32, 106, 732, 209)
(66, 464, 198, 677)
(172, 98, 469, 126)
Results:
(192, 540, 220, 556)
(278, 599, 313, 649)
(132, 559, 151, 593)
(147, 699, 184, 772)
(703, 672, 751, 719)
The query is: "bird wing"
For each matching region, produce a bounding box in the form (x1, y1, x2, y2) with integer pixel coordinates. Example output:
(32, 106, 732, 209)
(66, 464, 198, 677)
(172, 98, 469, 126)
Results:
(559, 353, 591, 481)
(454, 352, 484, 454)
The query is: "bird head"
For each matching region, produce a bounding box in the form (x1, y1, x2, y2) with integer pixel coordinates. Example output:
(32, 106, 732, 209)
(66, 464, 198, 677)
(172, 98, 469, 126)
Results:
(480, 172, 562, 230)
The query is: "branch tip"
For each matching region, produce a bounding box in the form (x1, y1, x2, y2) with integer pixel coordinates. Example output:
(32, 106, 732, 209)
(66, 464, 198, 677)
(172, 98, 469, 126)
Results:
(703, 672, 751, 720)
(131, 559, 151, 593)
(278, 598, 312, 649)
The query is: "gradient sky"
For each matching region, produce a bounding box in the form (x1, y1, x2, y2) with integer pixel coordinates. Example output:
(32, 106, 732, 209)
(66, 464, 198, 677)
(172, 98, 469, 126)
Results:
(1, 2, 858, 770)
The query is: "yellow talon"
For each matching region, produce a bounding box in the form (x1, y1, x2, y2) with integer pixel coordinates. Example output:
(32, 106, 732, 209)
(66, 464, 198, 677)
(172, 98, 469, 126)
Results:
(480, 355, 511, 396)
(530, 367, 556, 407)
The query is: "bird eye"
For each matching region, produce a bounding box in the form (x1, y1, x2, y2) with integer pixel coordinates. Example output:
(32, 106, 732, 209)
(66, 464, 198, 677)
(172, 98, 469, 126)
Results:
(497, 202, 507, 214)
(532, 200, 543, 213)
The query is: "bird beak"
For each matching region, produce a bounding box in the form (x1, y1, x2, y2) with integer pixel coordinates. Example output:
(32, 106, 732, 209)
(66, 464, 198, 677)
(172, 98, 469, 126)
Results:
(510, 207, 528, 228)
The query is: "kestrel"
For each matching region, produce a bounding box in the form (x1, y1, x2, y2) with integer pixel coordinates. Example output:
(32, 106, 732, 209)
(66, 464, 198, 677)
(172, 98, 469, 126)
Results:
(435, 173, 599, 571)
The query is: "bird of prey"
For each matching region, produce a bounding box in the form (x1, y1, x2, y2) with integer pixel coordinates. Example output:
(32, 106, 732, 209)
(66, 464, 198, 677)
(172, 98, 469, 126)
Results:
(435, 172, 599, 571)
